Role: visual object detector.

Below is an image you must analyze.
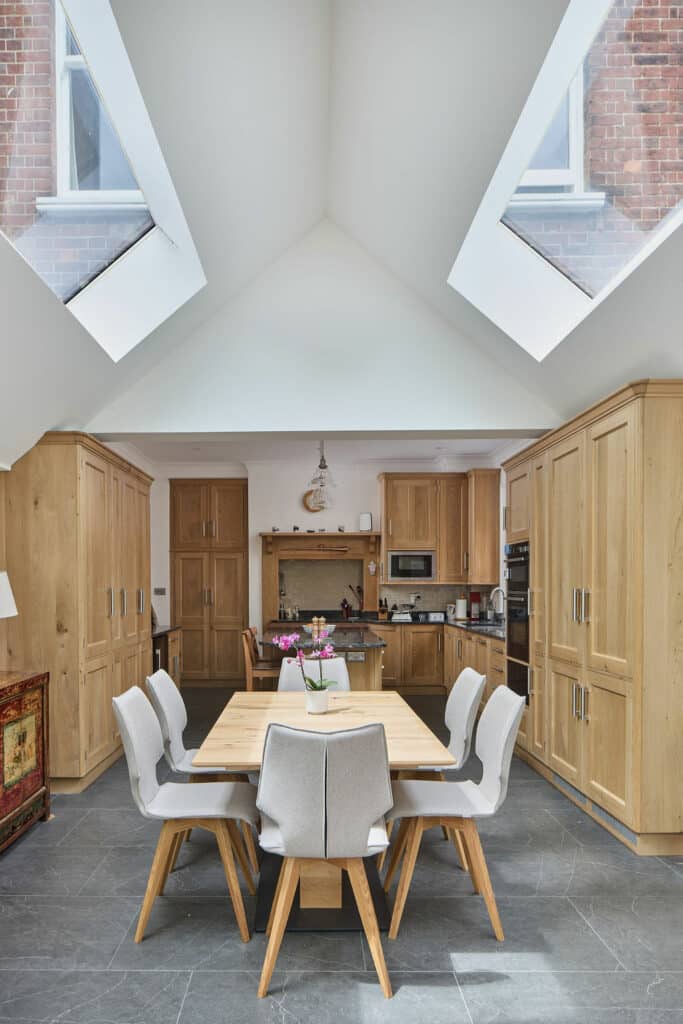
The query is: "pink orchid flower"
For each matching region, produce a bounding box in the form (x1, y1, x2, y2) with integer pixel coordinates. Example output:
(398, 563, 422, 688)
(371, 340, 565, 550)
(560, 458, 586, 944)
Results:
(320, 643, 335, 659)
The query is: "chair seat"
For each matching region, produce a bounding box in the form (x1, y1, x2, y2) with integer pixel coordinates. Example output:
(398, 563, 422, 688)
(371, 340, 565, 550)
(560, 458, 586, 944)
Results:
(146, 780, 259, 824)
(259, 813, 390, 857)
(177, 749, 259, 785)
(388, 779, 495, 822)
(254, 662, 280, 674)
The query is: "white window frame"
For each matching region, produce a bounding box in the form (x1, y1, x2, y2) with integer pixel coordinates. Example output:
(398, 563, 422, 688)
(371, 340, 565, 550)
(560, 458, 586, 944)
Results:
(518, 73, 584, 192)
(31, 0, 205, 362)
(448, 0, 683, 361)
(51, 2, 145, 208)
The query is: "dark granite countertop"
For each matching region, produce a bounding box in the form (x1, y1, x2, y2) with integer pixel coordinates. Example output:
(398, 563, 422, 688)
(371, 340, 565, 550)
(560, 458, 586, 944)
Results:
(266, 617, 505, 640)
(445, 621, 506, 641)
(263, 628, 385, 650)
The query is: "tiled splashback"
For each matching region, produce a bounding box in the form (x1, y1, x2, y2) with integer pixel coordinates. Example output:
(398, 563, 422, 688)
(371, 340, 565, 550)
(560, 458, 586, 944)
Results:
(380, 584, 494, 611)
(280, 559, 364, 610)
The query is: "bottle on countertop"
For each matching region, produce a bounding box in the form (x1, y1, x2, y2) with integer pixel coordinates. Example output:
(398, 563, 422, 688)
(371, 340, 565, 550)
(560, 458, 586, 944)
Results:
(470, 591, 481, 620)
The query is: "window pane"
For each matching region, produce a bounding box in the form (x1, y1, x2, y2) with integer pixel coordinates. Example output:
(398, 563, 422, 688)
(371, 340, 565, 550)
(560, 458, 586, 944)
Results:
(528, 92, 570, 171)
(70, 69, 138, 190)
(501, 0, 683, 297)
(0, 0, 153, 303)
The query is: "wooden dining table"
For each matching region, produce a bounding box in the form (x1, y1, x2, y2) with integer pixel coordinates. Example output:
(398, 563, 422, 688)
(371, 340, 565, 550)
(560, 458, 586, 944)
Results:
(194, 690, 455, 932)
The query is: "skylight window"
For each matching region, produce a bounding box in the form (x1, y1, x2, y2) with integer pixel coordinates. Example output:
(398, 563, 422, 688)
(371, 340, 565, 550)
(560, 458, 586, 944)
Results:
(0, 0, 205, 361)
(449, 0, 683, 359)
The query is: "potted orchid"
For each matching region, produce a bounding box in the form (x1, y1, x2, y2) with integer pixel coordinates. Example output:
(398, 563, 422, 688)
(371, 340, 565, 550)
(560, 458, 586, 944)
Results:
(272, 628, 337, 714)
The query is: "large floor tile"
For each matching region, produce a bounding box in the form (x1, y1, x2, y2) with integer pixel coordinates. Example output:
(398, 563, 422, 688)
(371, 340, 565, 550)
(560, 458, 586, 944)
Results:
(11, 804, 90, 848)
(179, 969, 470, 1024)
(458, 970, 683, 1024)
(110, 897, 365, 973)
(570, 896, 683, 971)
(58, 808, 163, 848)
(0, 845, 107, 896)
(0, 968, 190, 1023)
(373, 896, 621, 973)
(0, 897, 139, 970)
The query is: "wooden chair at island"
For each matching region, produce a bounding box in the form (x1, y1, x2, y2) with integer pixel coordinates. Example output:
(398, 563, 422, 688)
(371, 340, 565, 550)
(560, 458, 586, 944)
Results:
(255, 722, 394, 999)
(242, 629, 280, 691)
(383, 685, 524, 942)
(112, 686, 258, 944)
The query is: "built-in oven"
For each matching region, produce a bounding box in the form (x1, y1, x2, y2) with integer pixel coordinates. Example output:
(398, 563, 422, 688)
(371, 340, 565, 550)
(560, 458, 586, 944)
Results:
(387, 551, 437, 582)
(504, 542, 530, 698)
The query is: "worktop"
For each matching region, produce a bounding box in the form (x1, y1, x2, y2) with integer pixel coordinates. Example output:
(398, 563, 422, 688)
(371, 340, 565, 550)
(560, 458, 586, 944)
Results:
(263, 628, 386, 651)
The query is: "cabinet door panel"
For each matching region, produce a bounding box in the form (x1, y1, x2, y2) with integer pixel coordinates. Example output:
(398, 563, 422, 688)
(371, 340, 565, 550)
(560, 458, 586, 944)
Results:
(81, 656, 115, 772)
(548, 662, 582, 787)
(530, 660, 547, 763)
(173, 553, 209, 679)
(439, 476, 468, 582)
(531, 455, 547, 660)
(386, 479, 438, 549)
(121, 476, 139, 644)
(80, 451, 111, 661)
(402, 626, 443, 685)
(210, 627, 242, 679)
(209, 481, 247, 549)
(583, 672, 633, 826)
(506, 465, 530, 542)
(548, 435, 585, 665)
(586, 406, 638, 679)
(467, 470, 500, 586)
(171, 482, 208, 549)
(209, 552, 246, 679)
(110, 467, 123, 649)
(136, 484, 151, 643)
(372, 625, 401, 687)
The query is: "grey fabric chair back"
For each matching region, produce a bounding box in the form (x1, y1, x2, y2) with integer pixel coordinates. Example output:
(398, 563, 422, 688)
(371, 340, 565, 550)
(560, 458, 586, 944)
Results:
(257, 723, 393, 858)
(444, 667, 486, 768)
(146, 669, 188, 770)
(278, 656, 350, 692)
(475, 685, 525, 812)
(112, 686, 164, 818)
(277, 658, 307, 691)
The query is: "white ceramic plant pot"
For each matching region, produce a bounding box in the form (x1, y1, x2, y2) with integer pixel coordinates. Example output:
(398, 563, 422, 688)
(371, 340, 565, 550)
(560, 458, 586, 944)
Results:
(306, 689, 329, 714)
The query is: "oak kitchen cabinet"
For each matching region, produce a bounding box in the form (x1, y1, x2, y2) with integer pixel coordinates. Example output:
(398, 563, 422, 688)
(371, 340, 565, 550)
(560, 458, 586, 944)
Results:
(171, 479, 248, 682)
(379, 471, 500, 586)
(371, 624, 401, 688)
(402, 624, 444, 687)
(504, 463, 530, 543)
(1, 433, 152, 790)
(503, 380, 683, 853)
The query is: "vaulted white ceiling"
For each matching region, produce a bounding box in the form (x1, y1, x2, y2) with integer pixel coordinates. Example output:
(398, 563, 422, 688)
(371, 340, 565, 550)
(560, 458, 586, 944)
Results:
(3, 0, 683, 468)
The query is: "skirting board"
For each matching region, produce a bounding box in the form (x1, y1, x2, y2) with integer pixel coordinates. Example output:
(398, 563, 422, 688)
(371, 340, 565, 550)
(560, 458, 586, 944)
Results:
(515, 745, 683, 856)
(51, 746, 123, 794)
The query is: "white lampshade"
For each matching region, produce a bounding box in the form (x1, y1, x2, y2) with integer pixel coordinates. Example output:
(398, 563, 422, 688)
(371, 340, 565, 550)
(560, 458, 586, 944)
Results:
(0, 571, 18, 619)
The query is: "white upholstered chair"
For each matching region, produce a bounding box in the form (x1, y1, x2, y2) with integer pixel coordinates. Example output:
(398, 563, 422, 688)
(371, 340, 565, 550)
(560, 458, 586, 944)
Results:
(378, 667, 486, 872)
(112, 686, 258, 943)
(256, 722, 394, 999)
(277, 655, 351, 691)
(383, 685, 524, 941)
(146, 669, 260, 872)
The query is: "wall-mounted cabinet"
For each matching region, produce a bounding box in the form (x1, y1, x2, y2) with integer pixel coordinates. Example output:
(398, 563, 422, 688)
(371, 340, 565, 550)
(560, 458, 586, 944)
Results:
(379, 470, 500, 586)
(503, 380, 683, 853)
(171, 479, 247, 550)
(1, 433, 152, 788)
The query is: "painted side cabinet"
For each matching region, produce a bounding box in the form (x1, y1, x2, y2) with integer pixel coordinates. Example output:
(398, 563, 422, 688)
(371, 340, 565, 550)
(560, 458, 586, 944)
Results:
(0, 670, 50, 852)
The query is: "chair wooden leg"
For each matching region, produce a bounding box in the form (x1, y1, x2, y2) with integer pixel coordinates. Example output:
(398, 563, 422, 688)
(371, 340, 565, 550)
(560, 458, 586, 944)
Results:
(376, 818, 394, 872)
(135, 821, 176, 943)
(226, 820, 256, 895)
(382, 818, 410, 893)
(258, 857, 299, 998)
(159, 829, 184, 893)
(457, 820, 480, 893)
(450, 827, 469, 872)
(462, 819, 503, 941)
(346, 858, 392, 999)
(266, 859, 285, 937)
(214, 820, 251, 943)
(242, 821, 260, 875)
(388, 817, 423, 940)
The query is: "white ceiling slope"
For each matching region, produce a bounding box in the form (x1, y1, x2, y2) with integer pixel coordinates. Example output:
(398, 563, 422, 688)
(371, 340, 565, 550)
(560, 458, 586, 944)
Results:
(87, 220, 561, 435)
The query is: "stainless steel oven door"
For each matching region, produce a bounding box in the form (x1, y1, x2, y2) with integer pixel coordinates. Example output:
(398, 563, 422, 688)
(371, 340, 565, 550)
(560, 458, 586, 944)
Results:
(506, 593, 529, 664)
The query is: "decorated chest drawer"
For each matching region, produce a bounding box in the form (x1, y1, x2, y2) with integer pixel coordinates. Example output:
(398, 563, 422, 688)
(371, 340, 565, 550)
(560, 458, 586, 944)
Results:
(0, 671, 50, 853)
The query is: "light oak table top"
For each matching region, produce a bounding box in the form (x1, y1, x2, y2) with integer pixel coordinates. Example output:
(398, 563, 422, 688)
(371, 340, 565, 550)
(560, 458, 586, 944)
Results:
(193, 690, 455, 772)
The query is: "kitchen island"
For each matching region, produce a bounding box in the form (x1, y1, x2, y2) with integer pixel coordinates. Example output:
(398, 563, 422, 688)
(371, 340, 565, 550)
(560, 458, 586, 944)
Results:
(262, 627, 386, 690)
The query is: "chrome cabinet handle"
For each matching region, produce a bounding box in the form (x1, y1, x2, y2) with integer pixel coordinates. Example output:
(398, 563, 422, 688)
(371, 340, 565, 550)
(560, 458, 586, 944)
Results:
(463, 551, 469, 572)
(173, 654, 179, 676)
(139, 589, 145, 615)
(388, 519, 392, 536)
(581, 589, 590, 624)
(437, 632, 441, 652)
(580, 686, 589, 722)
(109, 586, 115, 618)
(572, 681, 579, 718)
(121, 589, 127, 616)
(572, 587, 579, 623)
(155, 649, 161, 671)
(527, 588, 532, 616)
(202, 521, 206, 537)
(210, 520, 216, 538)
(503, 505, 508, 531)
(380, 561, 384, 582)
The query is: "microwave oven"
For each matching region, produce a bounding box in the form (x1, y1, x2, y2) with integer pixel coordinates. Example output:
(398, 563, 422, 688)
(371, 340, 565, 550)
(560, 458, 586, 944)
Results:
(387, 551, 437, 582)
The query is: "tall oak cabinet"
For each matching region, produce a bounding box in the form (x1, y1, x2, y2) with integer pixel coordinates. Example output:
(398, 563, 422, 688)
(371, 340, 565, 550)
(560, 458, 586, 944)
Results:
(504, 381, 683, 854)
(1, 434, 152, 789)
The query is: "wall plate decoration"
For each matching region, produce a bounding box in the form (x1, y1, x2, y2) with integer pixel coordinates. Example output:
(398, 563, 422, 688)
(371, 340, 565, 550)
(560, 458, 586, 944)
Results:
(302, 489, 324, 513)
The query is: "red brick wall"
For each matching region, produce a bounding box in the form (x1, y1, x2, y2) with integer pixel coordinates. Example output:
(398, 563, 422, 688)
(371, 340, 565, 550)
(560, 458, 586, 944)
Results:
(505, 0, 683, 295)
(0, 0, 55, 235)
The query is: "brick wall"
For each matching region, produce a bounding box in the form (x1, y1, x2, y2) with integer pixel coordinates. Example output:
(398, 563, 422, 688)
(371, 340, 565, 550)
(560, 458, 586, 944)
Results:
(0, 0, 152, 302)
(504, 0, 683, 295)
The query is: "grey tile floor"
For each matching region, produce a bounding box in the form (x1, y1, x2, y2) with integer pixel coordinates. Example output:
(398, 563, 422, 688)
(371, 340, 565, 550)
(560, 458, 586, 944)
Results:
(1, 689, 683, 1023)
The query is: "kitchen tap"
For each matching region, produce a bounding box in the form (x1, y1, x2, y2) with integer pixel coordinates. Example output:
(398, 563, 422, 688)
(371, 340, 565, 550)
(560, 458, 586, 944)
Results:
(489, 586, 506, 617)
